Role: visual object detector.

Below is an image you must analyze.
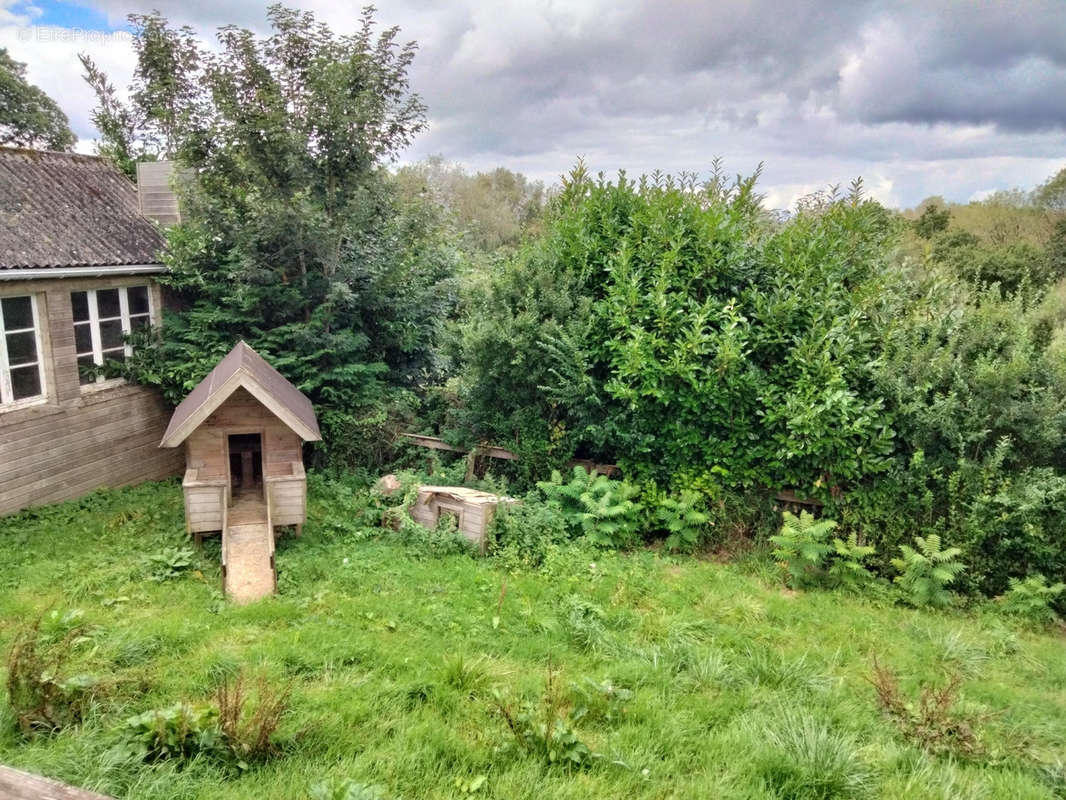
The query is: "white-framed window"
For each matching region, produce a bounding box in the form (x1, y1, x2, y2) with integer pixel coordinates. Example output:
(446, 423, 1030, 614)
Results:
(71, 286, 152, 386)
(0, 294, 45, 407)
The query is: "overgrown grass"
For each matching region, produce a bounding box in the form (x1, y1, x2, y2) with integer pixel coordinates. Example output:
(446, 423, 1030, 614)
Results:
(0, 478, 1064, 799)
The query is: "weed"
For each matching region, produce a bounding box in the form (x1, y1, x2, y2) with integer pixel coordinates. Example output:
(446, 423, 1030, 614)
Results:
(5, 613, 101, 735)
(868, 657, 981, 758)
(116, 702, 221, 762)
(308, 780, 384, 800)
(216, 672, 291, 764)
(657, 490, 711, 552)
(144, 546, 197, 582)
(493, 660, 595, 768)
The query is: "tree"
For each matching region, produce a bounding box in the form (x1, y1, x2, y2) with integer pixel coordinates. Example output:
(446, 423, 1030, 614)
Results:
(95, 5, 455, 467)
(1033, 166, 1066, 212)
(0, 47, 76, 150)
(913, 202, 950, 239)
(80, 13, 203, 178)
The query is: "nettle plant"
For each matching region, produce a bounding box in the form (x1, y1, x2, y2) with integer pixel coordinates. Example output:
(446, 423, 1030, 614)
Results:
(892, 535, 965, 608)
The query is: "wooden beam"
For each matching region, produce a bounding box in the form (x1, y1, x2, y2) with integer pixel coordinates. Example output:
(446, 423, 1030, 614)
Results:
(400, 433, 518, 461)
(0, 766, 114, 800)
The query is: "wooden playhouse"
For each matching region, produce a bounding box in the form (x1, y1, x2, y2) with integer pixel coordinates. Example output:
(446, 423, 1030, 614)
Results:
(159, 341, 321, 602)
(409, 485, 518, 552)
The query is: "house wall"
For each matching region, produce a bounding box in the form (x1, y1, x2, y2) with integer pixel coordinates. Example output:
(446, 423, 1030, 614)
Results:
(0, 275, 182, 516)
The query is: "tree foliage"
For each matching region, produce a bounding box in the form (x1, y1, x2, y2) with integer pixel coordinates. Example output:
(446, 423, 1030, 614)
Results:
(91, 5, 455, 467)
(0, 47, 76, 150)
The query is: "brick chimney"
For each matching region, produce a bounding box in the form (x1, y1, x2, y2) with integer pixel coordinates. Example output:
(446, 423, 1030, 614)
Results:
(136, 160, 182, 225)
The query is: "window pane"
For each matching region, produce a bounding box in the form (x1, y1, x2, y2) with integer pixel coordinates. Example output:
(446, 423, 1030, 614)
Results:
(100, 319, 123, 349)
(74, 323, 93, 354)
(129, 314, 150, 332)
(127, 286, 149, 315)
(10, 365, 41, 400)
(102, 349, 125, 364)
(70, 291, 90, 323)
(97, 288, 120, 319)
(77, 354, 96, 385)
(1, 296, 33, 330)
(5, 331, 37, 365)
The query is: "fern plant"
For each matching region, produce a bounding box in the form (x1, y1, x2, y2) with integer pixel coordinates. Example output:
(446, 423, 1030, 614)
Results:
(891, 535, 964, 608)
(827, 533, 876, 592)
(539, 467, 642, 548)
(1002, 575, 1064, 626)
(658, 490, 711, 552)
(769, 511, 836, 588)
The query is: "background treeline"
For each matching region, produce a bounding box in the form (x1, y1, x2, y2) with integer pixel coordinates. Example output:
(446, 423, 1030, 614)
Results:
(79, 7, 1066, 603)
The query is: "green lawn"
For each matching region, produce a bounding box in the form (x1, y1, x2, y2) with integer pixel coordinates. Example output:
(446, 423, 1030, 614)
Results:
(0, 478, 1064, 799)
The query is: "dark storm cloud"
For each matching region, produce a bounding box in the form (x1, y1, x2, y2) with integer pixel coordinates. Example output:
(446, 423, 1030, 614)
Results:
(6, 0, 1065, 205)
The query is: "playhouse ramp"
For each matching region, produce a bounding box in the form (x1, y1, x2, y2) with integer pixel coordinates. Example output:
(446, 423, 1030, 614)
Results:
(224, 521, 275, 603)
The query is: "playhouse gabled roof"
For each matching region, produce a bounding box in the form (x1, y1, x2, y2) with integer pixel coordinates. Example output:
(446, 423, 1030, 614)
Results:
(160, 341, 321, 448)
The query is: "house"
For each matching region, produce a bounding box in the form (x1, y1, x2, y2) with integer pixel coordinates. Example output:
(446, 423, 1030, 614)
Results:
(0, 148, 183, 515)
(160, 341, 321, 602)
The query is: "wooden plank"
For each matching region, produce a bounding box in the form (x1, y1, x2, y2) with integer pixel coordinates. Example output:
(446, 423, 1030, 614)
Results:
(0, 765, 114, 799)
(400, 433, 518, 461)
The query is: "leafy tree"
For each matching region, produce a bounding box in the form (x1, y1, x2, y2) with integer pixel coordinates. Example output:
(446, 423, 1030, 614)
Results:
(0, 47, 76, 150)
(1032, 165, 1066, 211)
(914, 203, 950, 239)
(80, 13, 203, 177)
(96, 5, 454, 467)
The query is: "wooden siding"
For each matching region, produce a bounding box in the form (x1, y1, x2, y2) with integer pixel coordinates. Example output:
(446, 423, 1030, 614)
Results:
(0, 765, 114, 800)
(0, 277, 180, 516)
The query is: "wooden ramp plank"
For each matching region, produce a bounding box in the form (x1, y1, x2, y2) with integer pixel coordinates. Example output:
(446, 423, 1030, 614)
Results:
(225, 521, 275, 603)
(0, 765, 114, 799)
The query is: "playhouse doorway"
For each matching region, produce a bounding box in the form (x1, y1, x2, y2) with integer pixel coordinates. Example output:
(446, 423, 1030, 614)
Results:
(228, 433, 263, 497)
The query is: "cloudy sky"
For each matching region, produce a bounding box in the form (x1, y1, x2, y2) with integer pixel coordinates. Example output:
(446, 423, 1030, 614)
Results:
(2, 0, 1064, 209)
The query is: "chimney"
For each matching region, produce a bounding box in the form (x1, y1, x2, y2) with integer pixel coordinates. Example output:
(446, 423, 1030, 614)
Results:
(136, 160, 182, 225)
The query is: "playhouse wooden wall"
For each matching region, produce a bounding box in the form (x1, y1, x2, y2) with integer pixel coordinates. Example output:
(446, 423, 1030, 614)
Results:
(182, 387, 307, 533)
(184, 387, 302, 479)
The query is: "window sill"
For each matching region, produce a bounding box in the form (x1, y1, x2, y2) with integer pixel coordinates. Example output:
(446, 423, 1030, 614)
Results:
(80, 377, 128, 394)
(0, 396, 49, 415)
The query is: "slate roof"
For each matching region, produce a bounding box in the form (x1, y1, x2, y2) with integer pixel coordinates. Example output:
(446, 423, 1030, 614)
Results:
(0, 147, 166, 270)
(160, 341, 322, 447)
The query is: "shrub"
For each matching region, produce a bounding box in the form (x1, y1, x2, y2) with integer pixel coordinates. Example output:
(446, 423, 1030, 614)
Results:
(1001, 575, 1065, 626)
(756, 708, 874, 799)
(892, 535, 965, 608)
(492, 661, 595, 768)
(769, 511, 835, 589)
(5, 613, 101, 735)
